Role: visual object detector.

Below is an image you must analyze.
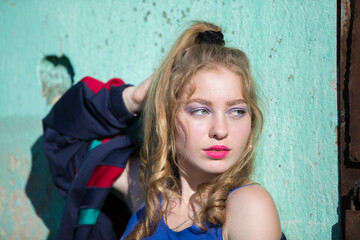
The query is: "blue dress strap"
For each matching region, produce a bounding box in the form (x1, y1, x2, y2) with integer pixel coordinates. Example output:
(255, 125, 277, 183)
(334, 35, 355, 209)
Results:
(228, 183, 258, 197)
(280, 232, 287, 240)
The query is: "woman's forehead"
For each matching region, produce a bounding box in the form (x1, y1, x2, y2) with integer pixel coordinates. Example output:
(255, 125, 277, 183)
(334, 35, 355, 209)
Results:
(187, 67, 245, 101)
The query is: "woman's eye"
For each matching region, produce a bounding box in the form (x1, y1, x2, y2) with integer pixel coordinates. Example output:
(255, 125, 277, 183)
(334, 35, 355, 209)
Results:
(190, 108, 209, 116)
(227, 108, 246, 118)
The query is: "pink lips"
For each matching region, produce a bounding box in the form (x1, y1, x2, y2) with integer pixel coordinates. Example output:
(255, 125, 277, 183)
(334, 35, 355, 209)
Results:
(204, 145, 230, 159)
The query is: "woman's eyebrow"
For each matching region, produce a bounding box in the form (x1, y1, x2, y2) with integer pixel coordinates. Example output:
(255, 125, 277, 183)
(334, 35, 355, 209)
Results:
(187, 98, 247, 106)
(226, 99, 247, 106)
(188, 98, 212, 106)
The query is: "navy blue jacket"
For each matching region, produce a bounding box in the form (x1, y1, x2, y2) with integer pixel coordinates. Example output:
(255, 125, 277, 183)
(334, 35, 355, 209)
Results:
(43, 77, 140, 240)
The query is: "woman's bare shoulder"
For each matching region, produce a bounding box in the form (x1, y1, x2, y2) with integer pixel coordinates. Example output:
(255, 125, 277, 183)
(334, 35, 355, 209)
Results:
(223, 184, 281, 240)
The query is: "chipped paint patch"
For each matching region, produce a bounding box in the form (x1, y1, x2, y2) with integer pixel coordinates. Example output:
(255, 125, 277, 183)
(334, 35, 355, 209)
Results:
(38, 55, 73, 105)
(144, 10, 151, 22)
(0, 184, 6, 216)
(0, 180, 48, 239)
(330, 78, 337, 91)
(7, 190, 47, 239)
(8, 154, 28, 177)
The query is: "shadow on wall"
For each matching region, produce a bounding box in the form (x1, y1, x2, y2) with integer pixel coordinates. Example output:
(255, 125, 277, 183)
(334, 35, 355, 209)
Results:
(26, 137, 65, 240)
(25, 55, 74, 239)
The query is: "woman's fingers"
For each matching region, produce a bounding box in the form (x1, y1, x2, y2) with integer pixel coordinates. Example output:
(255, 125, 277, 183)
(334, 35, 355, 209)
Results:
(123, 74, 154, 114)
(132, 74, 154, 105)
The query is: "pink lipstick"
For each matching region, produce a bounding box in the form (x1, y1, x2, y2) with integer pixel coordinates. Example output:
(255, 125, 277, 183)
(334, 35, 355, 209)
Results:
(204, 145, 230, 159)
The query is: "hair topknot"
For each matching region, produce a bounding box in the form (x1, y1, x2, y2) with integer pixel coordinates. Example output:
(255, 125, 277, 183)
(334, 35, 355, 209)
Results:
(194, 30, 225, 46)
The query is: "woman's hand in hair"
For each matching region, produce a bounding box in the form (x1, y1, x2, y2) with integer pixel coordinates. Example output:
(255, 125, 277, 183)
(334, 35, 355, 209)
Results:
(123, 74, 154, 114)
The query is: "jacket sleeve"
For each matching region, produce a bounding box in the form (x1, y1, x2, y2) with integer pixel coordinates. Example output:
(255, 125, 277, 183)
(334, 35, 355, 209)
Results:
(43, 76, 139, 198)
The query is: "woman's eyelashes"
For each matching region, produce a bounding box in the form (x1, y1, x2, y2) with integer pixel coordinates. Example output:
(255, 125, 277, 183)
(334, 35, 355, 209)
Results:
(185, 105, 247, 118)
(186, 106, 211, 116)
(227, 107, 247, 118)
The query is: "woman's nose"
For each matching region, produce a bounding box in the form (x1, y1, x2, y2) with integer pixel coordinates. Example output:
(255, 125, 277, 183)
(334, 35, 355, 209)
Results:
(209, 116, 229, 140)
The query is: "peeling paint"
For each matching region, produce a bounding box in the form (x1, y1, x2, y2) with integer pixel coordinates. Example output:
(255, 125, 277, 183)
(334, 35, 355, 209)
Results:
(330, 78, 336, 91)
(181, 10, 186, 18)
(8, 154, 28, 176)
(0, 184, 6, 215)
(8, 190, 47, 239)
(38, 55, 73, 105)
(144, 10, 151, 22)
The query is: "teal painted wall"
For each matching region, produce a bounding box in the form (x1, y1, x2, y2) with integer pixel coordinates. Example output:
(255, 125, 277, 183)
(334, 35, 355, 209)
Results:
(0, 1, 338, 239)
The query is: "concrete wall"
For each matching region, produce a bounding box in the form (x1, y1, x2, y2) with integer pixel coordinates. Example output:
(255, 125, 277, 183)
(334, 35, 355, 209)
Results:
(0, 1, 338, 239)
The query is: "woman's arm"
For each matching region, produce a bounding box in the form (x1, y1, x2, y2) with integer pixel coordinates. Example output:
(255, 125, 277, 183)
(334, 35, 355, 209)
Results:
(112, 153, 144, 214)
(43, 76, 137, 140)
(42, 75, 153, 239)
(222, 184, 282, 240)
(112, 74, 153, 213)
(43, 75, 152, 198)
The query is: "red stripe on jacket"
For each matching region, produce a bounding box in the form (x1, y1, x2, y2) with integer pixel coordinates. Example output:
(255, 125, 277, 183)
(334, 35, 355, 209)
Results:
(81, 76, 125, 94)
(87, 165, 124, 188)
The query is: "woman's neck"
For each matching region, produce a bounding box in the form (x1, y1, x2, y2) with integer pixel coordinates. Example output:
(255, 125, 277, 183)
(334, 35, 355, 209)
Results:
(163, 175, 201, 231)
(163, 170, 219, 231)
(178, 168, 217, 197)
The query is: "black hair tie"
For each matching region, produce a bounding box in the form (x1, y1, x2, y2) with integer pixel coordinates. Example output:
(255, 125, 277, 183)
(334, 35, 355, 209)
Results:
(195, 30, 225, 46)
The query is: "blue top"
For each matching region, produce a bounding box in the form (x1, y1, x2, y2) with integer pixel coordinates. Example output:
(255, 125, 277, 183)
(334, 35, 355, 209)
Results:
(121, 184, 287, 240)
(121, 184, 255, 240)
(121, 207, 222, 240)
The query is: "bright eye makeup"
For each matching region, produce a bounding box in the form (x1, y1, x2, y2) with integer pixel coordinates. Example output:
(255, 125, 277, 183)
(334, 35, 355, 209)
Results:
(227, 107, 247, 118)
(186, 105, 211, 117)
(185, 102, 248, 119)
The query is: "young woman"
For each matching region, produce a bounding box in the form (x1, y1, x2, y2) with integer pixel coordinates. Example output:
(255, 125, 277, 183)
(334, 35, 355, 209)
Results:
(118, 22, 284, 239)
(43, 21, 285, 240)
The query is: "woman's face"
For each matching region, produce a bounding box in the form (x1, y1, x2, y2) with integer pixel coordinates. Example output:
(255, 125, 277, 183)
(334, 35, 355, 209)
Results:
(175, 66, 252, 180)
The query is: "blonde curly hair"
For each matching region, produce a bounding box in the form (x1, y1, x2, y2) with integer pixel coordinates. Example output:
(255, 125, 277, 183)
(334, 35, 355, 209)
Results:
(125, 21, 263, 240)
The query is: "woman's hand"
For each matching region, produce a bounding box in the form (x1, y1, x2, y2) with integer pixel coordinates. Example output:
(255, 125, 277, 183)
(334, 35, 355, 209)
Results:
(123, 74, 154, 114)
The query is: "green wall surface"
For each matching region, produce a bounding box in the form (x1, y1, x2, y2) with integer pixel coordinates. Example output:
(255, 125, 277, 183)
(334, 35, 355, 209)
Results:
(0, 1, 338, 239)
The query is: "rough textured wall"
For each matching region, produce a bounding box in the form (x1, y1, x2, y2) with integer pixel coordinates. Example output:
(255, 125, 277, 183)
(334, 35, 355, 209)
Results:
(0, 1, 338, 239)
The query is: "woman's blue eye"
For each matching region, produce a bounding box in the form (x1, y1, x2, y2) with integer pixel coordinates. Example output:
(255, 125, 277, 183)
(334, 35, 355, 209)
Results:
(190, 108, 209, 116)
(227, 108, 246, 117)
